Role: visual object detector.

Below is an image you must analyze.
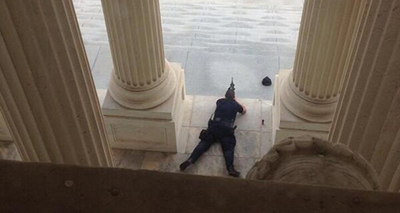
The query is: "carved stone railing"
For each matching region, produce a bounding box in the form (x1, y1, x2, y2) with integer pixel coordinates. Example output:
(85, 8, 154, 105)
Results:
(247, 136, 380, 190)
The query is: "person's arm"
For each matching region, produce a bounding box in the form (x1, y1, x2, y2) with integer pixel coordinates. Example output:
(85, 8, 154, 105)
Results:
(235, 98, 247, 115)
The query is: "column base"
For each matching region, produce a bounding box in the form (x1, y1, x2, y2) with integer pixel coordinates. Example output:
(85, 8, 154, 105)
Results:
(280, 72, 338, 123)
(272, 70, 330, 144)
(108, 60, 177, 110)
(101, 63, 185, 152)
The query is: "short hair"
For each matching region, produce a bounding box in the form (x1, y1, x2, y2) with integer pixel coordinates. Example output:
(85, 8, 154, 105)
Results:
(225, 90, 235, 100)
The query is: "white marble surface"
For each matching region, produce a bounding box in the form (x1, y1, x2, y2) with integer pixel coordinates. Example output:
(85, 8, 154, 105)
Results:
(91, 45, 113, 90)
(0, 95, 274, 178)
(235, 98, 263, 131)
(182, 96, 194, 127)
(112, 95, 274, 178)
(177, 127, 190, 154)
(260, 132, 273, 158)
(114, 150, 145, 170)
(262, 100, 273, 132)
(83, 44, 101, 70)
(235, 131, 261, 158)
(190, 96, 219, 128)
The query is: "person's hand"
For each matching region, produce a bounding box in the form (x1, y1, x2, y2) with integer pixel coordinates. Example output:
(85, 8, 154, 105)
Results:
(235, 98, 247, 114)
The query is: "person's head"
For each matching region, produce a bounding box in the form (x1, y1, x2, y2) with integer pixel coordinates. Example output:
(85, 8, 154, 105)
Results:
(225, 89, 235, 100)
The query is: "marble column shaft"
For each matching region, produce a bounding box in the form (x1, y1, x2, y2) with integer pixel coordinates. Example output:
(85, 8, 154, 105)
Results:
(0, 109, 12, 143)
(0, 0, 113, 166)
(281, 0, 367, 122)
(329, 0, 400, 192)
(101, 0, 176, 109)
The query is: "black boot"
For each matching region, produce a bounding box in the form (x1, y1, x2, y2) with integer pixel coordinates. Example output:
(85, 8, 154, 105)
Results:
(228, 166, 241, 178)
(179, 159, 193, 171)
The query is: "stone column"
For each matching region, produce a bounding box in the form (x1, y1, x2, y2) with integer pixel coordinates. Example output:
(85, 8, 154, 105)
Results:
(100, 0, 185, 152)
(329, 0, 400, 192)
(0, 0, 113, 166)
(281, 0, 366, 123)
(0, 109, 12, 143)
(272, 0, 368, 143)
(102, 0, 176, 109)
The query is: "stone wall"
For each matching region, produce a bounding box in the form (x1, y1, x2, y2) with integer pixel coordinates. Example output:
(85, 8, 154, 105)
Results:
(0, 160, 399, 212)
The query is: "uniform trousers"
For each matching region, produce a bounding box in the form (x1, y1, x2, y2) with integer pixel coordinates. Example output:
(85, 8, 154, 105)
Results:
(189, 122, 236, 170)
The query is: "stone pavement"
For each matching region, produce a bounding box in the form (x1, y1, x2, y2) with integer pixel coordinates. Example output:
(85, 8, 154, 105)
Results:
(73, 0, 303, 100)
(111, 95, 273, 178)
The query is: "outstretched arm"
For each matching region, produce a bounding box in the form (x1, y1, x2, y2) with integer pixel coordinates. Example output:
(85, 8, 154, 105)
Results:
(235, 98, 247, 115)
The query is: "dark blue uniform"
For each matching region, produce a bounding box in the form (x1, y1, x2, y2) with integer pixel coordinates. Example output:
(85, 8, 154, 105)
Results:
(189, 98, 243, 170)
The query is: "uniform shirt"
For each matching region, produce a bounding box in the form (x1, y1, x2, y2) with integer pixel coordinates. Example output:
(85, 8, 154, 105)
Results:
(214, 98, 243, 123)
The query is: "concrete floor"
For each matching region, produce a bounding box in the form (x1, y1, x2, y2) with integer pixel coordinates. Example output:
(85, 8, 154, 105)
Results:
(73, 0, 303, 100)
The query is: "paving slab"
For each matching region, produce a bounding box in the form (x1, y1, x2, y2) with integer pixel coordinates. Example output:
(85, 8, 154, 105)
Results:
(91, 45, 112, 90)
(185, 51, 278, 99)
(261, 100, 273, 132)
(113, 150, 145, 170)
(279, 55, 295, 70)
(260, 132, 273, 158)
(182, 96, 195, 127)
(83, 44, 101, 69)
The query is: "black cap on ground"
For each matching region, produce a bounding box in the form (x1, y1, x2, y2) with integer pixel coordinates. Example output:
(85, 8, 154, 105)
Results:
(262, 76, 272, 86)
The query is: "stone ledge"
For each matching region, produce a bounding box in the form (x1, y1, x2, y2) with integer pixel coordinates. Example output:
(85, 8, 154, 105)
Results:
(0, 160, 399, 213)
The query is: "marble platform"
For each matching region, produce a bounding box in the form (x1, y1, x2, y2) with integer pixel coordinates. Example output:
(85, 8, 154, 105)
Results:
(1, 95, 273, 178)
(111, 95, 273, 178)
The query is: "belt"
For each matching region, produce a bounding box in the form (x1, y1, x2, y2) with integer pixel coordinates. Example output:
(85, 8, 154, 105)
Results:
(214, 118, 234, 128)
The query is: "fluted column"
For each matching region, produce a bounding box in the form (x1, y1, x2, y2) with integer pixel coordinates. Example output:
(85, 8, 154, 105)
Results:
(101, 0, 176, 109)
(281, 0, 367, 122)
(329, 0, 400, 192)
(0, 109, 12, 143)
(0, 0, 112, 166)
